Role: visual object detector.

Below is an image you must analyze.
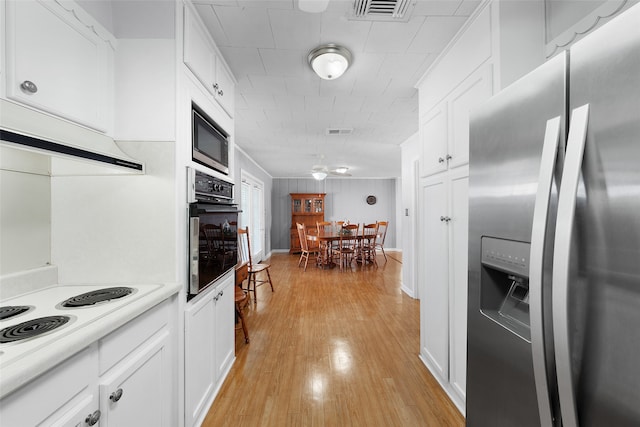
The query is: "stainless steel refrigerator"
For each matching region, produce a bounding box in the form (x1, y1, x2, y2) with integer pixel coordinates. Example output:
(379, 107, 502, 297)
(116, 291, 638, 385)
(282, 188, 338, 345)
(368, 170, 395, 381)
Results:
(467, 5, 640, 426)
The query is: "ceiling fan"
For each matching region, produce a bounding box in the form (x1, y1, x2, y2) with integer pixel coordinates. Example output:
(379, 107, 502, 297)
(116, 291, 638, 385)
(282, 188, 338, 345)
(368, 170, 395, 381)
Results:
(311, 164, 352, 179)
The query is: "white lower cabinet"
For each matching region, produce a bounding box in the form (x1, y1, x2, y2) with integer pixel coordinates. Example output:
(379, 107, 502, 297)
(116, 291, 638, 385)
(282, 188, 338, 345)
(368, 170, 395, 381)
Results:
(184, 272, 235, 427)
(419, 166, 468, 413)
(0, 298, 175, 427)
(99, 332, 170, 426)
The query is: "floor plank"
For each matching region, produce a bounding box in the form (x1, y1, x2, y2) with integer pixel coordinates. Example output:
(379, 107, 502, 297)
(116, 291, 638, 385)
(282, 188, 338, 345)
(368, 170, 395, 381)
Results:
(202, 252, 465, 427)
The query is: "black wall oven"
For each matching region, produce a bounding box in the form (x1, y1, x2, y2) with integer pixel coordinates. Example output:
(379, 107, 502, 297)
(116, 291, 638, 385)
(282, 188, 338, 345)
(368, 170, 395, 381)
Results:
(187, 168, 240, 300)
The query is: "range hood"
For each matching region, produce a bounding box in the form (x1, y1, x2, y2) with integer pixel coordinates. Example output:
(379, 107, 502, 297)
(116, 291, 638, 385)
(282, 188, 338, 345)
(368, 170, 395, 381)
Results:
(0, 99, 144, 176)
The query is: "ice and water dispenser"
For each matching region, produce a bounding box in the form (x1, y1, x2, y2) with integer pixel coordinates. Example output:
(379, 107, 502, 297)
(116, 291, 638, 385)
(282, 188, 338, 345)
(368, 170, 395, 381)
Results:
(480, 237, 531, 341)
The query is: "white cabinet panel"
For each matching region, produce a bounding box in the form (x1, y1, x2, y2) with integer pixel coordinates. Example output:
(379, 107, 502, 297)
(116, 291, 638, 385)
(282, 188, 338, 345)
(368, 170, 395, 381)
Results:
(214, 275, 235, 379)
(214, 58, 235, 116)
(47, 395, 99, 427)
(419, 166, 468, 413)
(420, 177, 449, 378)
(184, 5, 214, 93)
(448, 64, 493, 169)
(183, 4, 235, 118)
(6, 0, 110, 131)
(420, 103, 448, 178)
(184, 273, 235, 427)
(184, 293, 216, 426)
(420, 64, 493, 177)
(448, 170, 469, 402)
(99, 332, 170, 426)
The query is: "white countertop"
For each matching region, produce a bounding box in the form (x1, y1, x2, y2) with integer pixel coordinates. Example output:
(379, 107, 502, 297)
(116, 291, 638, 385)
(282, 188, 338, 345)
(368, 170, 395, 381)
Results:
(0, 282, 181, 398)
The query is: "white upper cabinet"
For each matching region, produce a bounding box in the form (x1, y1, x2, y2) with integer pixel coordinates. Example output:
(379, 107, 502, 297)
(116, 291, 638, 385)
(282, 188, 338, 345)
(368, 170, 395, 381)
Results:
(420, 64, 492, 178)
(419, 102, 448, 177)
(4, 0, 112, 132)
(183, 4, 235, 118)
(447, 64, 493, 169)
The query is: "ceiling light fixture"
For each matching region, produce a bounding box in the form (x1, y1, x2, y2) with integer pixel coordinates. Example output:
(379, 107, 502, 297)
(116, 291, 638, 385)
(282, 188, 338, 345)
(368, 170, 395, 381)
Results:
(298, 0, 330, 13)
(307, 44, 352, 80)
(334, 166, 349, 174)
(312, 170, 328, 180)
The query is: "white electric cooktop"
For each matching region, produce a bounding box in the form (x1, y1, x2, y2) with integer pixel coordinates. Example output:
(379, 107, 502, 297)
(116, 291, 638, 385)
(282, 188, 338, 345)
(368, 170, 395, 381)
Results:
(0, 284, 162, 369)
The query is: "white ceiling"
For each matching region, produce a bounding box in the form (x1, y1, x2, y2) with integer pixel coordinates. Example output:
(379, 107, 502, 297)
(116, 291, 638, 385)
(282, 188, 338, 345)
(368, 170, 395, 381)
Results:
(193, 0, 481, 178)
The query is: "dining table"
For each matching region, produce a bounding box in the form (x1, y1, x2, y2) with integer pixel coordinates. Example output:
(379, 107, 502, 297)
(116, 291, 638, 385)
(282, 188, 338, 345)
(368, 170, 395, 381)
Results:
(306, 228, 377, 268)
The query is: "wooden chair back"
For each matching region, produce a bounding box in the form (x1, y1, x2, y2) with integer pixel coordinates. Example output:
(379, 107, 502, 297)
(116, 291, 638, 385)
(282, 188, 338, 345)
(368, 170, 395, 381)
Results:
(237, 226, 253, 269)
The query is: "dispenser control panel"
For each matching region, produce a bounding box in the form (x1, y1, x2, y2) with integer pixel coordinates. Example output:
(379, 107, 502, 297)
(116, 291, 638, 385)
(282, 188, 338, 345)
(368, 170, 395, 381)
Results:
(481, 237, 530, 278)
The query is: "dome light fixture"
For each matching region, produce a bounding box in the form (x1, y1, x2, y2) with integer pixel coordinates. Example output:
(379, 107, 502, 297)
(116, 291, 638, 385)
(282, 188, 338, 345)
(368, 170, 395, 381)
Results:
(312, 170, 328, 180)
(307, 44, 352, 80)
(334, 166, 349, 174)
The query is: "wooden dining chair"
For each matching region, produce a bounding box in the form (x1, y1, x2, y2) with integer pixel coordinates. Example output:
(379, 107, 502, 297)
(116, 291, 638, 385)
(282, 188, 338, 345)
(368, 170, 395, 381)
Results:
(359, 223, 379, 266)
(375, 221, 389, 262)
(332, 223, 359, 271)
(316, 221, 335, 258)
(296, 223, 320, 271)
(237, 226, 274, 304)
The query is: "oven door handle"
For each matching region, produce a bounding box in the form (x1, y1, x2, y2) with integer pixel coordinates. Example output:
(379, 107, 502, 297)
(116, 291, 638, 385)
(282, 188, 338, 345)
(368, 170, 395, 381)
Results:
(189, 216, 200, 295)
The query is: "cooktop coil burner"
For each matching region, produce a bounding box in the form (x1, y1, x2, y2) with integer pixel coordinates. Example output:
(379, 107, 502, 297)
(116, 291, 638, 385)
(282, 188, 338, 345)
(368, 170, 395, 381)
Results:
(59, 287, 135, 308)
(0, 315, 73, 344)
(0, 305, 33, 321)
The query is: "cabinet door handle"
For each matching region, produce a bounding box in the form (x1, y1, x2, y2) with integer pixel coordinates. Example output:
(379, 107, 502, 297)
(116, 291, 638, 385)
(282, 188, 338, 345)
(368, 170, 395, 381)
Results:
(440, 216, 451, 222)
(85, 410, 101, 426)
(110, 388, 124, 402)
(218, 89, 224, 96)
(438, 157, 445, 163)
(20, 80, 38, 94)
(213, 83, 219, 90)
(446, 154, 452, 160)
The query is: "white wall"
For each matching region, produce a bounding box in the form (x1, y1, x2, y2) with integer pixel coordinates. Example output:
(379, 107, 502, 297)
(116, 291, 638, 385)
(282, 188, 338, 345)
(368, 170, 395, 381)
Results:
(51, 141, 176, 284)
(271, 178, 397, 251)
(400, 133, 419, 298)
(0, 149, 51, 275)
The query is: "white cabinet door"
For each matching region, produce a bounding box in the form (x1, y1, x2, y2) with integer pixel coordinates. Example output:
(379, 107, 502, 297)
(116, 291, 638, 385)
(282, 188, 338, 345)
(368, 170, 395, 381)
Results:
(99, 331, 171, 426)
(448, 168, 469, 402)
(184, 5, 214, 95)
(420, 176, 449, 379)
(183, 4, 235, 118)
(447, 64, 493, 169)
(184, 291, 216, 427)
(420, 64, 492, 177)
(420, 103, 448, 177)
(213, 57, 235, 117)
(214, 274, 235, 379)
(6, 0, 109, 131)
(47, 395, 100, 427)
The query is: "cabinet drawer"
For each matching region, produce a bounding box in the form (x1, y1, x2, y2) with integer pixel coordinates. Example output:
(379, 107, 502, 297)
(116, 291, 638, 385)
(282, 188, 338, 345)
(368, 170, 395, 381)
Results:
(0, 348, 93, 426)
(98, 300, 169, 375)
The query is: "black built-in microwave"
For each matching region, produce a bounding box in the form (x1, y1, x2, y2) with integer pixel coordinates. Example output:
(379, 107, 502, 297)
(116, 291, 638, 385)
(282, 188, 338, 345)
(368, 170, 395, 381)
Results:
(192, 104, 229, 175)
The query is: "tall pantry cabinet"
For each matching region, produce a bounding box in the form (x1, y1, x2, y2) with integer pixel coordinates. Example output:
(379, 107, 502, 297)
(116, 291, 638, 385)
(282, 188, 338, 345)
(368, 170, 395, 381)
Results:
(416, 0, 544, 414)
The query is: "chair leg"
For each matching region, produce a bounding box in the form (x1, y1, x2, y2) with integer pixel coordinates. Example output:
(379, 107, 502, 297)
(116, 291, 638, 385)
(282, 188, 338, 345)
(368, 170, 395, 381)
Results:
(235, 303, 250, 343)
(266, 268, 274, 292)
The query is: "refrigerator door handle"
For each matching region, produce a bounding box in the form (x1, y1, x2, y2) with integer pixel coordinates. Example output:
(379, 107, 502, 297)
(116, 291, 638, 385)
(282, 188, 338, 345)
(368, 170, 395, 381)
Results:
(530, 116, 562, 427)
(552, 104, 590, 427)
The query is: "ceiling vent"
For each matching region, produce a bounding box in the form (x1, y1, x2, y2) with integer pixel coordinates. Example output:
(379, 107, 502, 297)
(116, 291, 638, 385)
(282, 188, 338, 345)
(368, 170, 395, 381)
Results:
(326, 128, 353, 136)
(349, 0, 416, 22)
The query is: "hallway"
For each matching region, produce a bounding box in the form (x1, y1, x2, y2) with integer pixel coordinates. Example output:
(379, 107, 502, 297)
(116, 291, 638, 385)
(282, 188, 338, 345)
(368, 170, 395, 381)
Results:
(203, 252, 464, 426)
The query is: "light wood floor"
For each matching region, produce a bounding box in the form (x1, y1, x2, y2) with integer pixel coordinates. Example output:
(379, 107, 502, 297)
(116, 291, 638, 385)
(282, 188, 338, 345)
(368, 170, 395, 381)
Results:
(202, 252, 464, 427)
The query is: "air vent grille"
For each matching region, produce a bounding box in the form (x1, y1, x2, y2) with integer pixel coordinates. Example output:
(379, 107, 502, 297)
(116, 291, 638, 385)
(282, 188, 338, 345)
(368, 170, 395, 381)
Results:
(326, 128, 353, 135)
(350, 0, 414, 21)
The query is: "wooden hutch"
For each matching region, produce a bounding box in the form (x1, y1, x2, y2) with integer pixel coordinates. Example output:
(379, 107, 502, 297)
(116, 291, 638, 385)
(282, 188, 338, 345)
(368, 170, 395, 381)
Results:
(289, 193, 326, 254)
